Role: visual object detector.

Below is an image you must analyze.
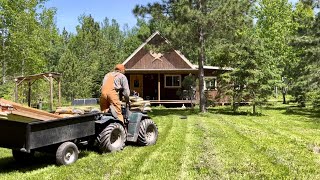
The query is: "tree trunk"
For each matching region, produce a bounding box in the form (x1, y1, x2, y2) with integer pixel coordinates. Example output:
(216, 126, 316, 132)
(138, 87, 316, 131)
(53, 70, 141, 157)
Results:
(232, 85, 238, 112)
(282, 87, 286, 104)
(22, 58, 25, 76)
(2, 61, 5, 84)
(232, 93, 236, 112)
(253, 101, 256, 115)
(199, 27, 206, 113)
(2, 39, 5, 84)
(252, 93, 256, 115)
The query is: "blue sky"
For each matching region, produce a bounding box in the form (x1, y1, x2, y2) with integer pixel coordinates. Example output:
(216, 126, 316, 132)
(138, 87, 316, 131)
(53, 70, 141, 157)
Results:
(44, 0, 158, 33)
(45, 0, 298, 33)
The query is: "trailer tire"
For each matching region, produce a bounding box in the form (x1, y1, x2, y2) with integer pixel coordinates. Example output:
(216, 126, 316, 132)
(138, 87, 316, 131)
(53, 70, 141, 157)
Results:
(56, 142, 79, 165)
(12, 150, 34, 162)
(97, 122, 126, 153)
(137, 119, 158, 146)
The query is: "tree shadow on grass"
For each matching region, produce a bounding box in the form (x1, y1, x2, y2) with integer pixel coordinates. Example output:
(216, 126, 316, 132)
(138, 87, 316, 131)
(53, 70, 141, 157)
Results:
(0, 149, 91, 173)
(149, 107, 265, 117)
(252, 105, 320, 122)
(265, 106, 320, 119)
(149, 108, 200, 117)
(0, 153, 55, 173)
(284, 108, 320, 119)
(207, 107, 266, 116)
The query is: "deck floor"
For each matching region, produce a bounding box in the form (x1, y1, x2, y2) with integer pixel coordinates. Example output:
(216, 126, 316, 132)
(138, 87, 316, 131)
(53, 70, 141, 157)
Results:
(149, 100, 197, 104)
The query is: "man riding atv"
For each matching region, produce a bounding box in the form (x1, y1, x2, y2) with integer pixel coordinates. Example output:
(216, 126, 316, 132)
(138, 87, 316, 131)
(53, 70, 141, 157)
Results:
(100, 64, 130, 122)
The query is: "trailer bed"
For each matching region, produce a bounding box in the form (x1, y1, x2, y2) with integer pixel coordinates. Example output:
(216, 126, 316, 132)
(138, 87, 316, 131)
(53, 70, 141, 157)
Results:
(0, 113, 97, 152)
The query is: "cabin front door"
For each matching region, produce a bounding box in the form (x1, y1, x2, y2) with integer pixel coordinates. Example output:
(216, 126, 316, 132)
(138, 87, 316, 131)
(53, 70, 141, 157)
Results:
(130, 75, 143, 97)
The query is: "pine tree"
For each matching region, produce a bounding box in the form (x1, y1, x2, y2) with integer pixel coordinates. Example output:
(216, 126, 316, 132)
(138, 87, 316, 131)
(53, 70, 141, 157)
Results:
(134, 0, 253, 112)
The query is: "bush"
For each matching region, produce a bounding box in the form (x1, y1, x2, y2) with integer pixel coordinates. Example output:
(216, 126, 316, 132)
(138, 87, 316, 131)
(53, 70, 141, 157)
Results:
(308, 91, 320, 108)
(0, 82, 14, 100)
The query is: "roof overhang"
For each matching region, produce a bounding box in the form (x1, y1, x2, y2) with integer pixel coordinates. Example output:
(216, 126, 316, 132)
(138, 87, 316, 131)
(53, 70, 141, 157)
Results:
(125, 69, 198, 74)
(193, 65, 233, 71)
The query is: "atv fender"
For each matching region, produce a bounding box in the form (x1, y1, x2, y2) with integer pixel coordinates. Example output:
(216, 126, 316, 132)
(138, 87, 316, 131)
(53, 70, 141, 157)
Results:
(126, 112, 149, 142)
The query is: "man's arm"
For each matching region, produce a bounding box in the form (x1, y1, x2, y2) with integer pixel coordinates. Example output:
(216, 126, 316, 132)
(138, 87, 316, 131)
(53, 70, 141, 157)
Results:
(121, 75, 130, 103)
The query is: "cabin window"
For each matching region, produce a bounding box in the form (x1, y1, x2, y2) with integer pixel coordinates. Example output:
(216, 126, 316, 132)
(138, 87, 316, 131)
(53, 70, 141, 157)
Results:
(204, 76, 217, 90)
(165, 75, 181, 88)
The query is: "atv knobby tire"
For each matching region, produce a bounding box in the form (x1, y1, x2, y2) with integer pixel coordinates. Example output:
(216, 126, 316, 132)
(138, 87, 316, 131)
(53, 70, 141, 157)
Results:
(137, 119, 158, 146)
(97, 123, 126, 153)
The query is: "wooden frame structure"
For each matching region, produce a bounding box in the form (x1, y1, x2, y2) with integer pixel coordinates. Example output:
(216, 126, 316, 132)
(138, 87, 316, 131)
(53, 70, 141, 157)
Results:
(14, 72, 61, 111)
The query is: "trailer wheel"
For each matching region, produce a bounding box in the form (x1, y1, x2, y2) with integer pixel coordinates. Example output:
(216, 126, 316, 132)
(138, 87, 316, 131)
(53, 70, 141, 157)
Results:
(12, 150, 34, 162)
(97, 122, 126, 153)
(137, 119, 158, 146)
(56, 142, 79, 165)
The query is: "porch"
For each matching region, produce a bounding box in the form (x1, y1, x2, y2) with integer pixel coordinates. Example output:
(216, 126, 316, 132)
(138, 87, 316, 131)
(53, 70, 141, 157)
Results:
(126, 71, 197, 104)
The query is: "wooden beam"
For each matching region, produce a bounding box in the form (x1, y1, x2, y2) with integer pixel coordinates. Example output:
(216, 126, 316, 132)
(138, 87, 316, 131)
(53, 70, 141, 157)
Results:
(28, 81, 31, 107)
(14, 78, 18, 102)
(158, 73, 160, 101)
(10, 110, 57, 121)
(58, 78, 61, 107)
(0, 98, 62, 120)
(15, 72, 61, 81)
(42, 74, 50, 82)
(16, 77, 26, 86)
(49, 74, 53, 111)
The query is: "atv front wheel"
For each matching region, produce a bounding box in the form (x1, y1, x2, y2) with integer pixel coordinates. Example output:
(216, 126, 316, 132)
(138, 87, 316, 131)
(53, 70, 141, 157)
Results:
(137, 119, 158, 146)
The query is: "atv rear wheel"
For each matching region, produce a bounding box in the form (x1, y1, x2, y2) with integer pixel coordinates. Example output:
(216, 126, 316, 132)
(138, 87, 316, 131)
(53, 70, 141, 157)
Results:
(97, 123, 126, 153)
(137, 119, 158, 146)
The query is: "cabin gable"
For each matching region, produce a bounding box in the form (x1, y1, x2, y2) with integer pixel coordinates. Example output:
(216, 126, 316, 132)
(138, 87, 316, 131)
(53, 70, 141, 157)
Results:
(126, 50, 193, 69)
(123, 32, 194, 70)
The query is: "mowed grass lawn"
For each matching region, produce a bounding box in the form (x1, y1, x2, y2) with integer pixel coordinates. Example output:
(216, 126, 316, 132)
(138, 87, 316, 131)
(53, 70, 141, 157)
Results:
(0, 105, 320, 179)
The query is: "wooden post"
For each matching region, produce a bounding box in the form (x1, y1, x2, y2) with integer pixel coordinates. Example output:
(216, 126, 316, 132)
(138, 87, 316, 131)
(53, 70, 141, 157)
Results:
(58, 78, 61, 107)
(14, 78, 18, 102)
(49, 74, 53, 111)
(158, 73, 160, 101)
(28, 81, 31, 107)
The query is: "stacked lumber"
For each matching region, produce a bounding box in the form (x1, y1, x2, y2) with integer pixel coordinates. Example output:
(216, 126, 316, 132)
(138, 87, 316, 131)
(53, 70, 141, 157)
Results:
(55, 107, 84, 118)
(128, 96, 152, 112)
(54, 106, 100, 118)
(0, 98, 62, 122)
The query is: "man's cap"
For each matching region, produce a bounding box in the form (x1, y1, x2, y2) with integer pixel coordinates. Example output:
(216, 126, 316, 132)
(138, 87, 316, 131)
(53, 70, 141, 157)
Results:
(115, 64, 125, 72)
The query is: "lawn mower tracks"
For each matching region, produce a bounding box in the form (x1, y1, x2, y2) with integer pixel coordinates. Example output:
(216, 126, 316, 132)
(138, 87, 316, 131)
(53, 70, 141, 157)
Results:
(1, 107, 320, 179)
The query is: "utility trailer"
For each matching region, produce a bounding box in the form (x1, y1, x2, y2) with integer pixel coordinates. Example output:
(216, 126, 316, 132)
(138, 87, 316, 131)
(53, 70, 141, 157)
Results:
(0, 111, 158, 165)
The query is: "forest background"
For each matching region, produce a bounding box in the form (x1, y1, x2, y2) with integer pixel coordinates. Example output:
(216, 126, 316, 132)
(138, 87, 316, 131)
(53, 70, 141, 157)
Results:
(0, 0, 319, 113)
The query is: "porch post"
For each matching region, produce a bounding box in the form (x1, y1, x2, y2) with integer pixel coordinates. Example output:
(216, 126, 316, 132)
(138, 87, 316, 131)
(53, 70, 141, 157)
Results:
(58, 78, 61, 107)
(158, 73, 160, 101)
(14, 78, 18, 102)
(28, 81, 31, 107)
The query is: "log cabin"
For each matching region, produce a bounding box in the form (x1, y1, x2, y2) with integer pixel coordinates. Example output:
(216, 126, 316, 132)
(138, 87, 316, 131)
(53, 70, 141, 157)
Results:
(122, 31, 231, 106)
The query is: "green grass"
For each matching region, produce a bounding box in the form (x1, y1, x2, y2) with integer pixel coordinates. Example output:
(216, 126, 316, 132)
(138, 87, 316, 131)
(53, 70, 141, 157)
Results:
(0, 105, 320, 179)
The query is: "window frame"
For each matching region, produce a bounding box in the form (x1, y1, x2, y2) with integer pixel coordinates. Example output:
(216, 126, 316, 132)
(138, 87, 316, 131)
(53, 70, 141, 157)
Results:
(204, 76, 217, 90)
(164, 74, 181, 88)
